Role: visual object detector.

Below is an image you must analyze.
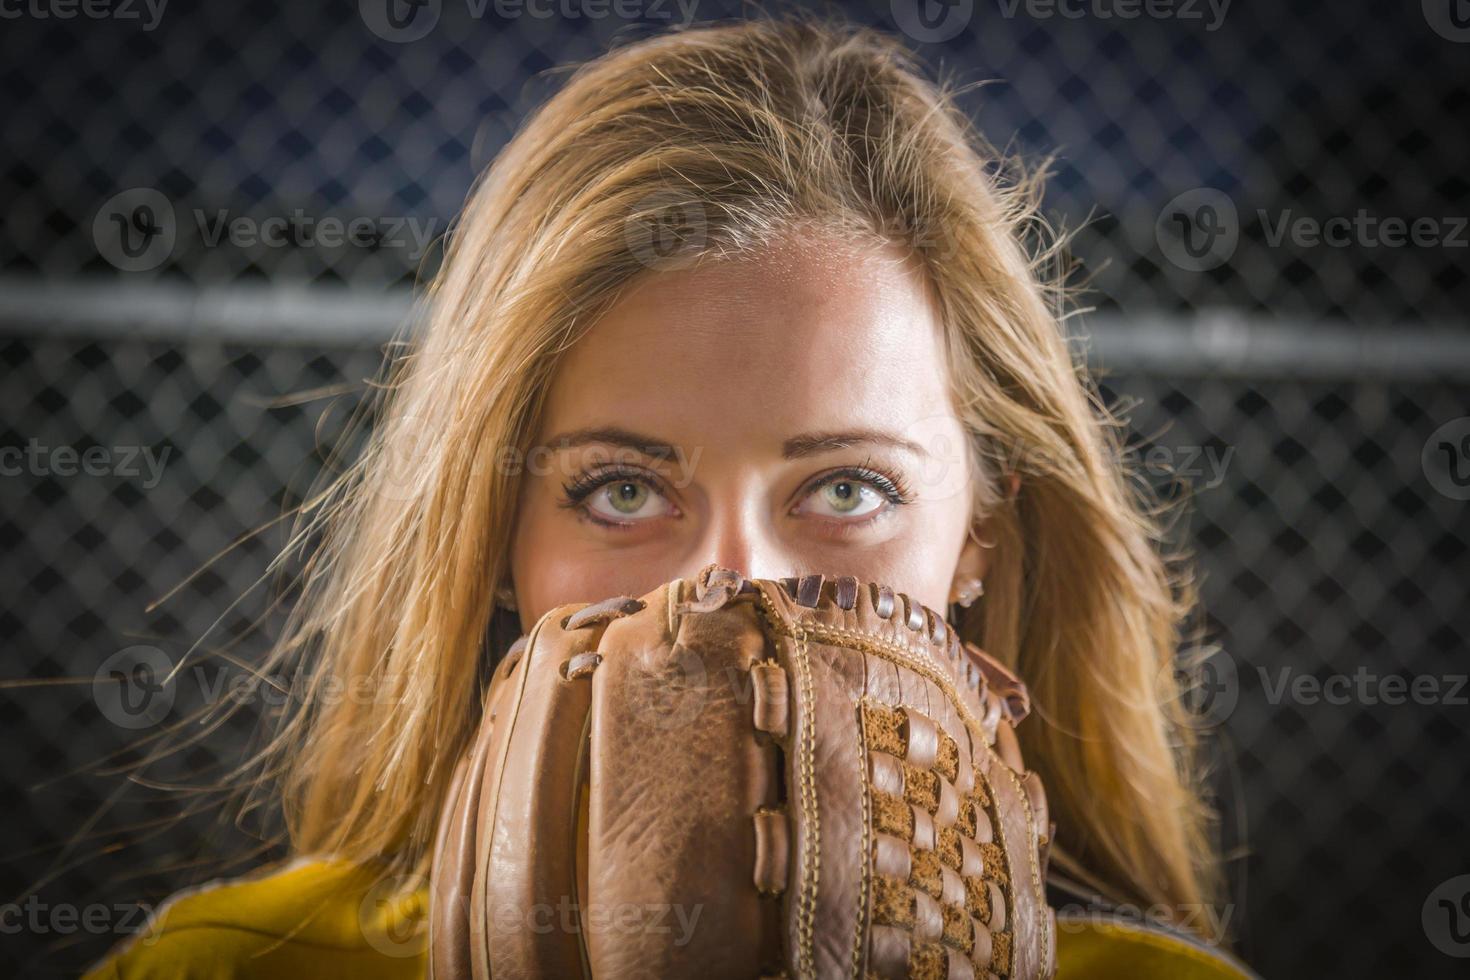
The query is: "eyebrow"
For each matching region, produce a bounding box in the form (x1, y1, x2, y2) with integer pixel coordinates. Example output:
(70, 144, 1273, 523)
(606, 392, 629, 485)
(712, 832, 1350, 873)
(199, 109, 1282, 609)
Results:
(546, 425, 928, 460)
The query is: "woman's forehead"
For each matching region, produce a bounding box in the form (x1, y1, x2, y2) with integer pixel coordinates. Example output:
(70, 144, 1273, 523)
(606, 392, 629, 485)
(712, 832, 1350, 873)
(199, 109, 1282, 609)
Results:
(537, 238, 955, 447)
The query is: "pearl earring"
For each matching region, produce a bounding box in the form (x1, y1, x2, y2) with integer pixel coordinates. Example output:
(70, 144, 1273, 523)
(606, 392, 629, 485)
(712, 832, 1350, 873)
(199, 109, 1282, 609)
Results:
(949, 576, 985, 608)
(495, 585, 517, 612)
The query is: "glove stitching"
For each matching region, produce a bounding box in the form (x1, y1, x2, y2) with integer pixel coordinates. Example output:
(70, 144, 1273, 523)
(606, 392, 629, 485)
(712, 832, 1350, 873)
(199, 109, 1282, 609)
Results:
(791, 627, 819, 978)
(851, 697, 871, 980)
(754, 583, 1050, 978)
(989, 750, 1048, 975)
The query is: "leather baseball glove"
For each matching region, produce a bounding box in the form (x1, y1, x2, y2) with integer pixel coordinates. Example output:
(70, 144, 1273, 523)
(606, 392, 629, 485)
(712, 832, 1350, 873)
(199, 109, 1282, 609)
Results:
(429, 563, 1057, 979)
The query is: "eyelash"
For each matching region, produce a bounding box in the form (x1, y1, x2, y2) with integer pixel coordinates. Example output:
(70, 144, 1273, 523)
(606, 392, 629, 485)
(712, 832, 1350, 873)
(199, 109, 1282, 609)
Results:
(558, 464, 659, 515)
(801, 460, 916, 510)
(557, 459, 915, 530)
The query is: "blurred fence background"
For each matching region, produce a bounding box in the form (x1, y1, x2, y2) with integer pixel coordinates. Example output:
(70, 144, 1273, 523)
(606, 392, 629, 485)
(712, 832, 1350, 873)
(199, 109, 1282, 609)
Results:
(2, 1, 1468, 976)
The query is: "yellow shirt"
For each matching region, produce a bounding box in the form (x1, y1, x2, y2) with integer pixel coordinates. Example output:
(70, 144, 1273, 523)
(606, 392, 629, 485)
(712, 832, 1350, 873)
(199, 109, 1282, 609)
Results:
(81, 859, 1255, 979)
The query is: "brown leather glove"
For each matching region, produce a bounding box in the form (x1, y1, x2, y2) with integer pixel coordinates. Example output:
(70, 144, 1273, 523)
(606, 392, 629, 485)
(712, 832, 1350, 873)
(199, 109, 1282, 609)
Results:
(429, 563, 1057, 979)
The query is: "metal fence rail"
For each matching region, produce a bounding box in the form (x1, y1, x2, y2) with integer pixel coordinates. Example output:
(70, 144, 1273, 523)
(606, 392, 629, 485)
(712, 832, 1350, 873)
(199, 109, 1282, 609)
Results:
(6, 276, 1470, 380)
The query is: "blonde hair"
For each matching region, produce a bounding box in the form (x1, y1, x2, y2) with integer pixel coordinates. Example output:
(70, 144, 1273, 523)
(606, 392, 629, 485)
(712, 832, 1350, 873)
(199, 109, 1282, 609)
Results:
(237, 12, 1220, 936)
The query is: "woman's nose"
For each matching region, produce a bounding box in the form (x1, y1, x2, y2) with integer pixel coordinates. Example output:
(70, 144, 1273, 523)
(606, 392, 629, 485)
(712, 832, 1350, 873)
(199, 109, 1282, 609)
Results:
(691, 507, 791, 583)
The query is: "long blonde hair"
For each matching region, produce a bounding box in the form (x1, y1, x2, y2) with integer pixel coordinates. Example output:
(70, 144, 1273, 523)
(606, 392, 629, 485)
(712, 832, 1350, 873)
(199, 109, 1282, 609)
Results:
(249, 12, 1220, 935)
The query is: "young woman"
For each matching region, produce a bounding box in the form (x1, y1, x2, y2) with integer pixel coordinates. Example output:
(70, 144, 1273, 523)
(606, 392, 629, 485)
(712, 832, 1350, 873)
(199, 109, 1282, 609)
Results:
(85, 14, 1253, 979)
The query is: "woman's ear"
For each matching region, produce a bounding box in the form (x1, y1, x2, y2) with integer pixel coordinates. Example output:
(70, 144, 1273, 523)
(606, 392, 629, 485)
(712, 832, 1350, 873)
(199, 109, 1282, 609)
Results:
(948, 527, 990, 607)
(948, 472, 1017, 607)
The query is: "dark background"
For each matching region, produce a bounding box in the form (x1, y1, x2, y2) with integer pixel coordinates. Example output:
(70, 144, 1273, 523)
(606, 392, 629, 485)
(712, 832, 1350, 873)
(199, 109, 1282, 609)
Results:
(2, 0, 1468, 976)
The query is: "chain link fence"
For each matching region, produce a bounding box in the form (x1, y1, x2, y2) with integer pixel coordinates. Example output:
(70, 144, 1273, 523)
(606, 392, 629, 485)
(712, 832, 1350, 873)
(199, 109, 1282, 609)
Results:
(2, 1, 1467, 977)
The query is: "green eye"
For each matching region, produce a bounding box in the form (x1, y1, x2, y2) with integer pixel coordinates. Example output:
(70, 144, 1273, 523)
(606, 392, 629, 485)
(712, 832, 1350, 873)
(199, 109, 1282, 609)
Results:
(803, 479, 885, 519)
(823, 481, 867, 513)
(794, 464, 912, 524)
(604, 481, 649, 514)
(562, 468, 676, 527)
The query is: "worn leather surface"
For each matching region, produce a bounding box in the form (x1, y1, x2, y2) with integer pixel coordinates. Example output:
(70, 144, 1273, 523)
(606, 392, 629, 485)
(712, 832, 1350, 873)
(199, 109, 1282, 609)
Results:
(428, 563, 1057, 979)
